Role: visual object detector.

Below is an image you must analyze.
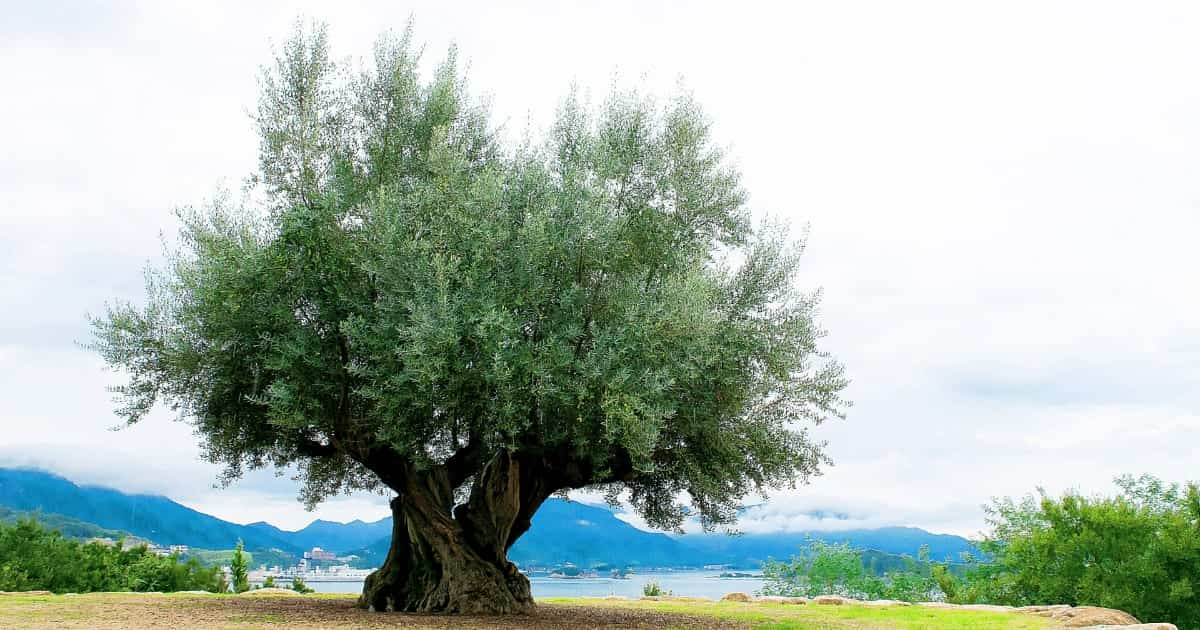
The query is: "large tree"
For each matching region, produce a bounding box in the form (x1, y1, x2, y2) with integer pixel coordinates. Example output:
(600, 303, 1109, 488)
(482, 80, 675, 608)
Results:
(91, 24, 848, 614)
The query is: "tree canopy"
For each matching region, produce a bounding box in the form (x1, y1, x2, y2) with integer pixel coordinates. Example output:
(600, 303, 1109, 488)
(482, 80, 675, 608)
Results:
(91, 22, 848, 613)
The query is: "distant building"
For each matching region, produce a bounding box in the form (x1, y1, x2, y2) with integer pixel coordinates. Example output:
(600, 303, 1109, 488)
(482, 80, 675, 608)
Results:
(169, 545, 189, 554)
(303, 547, 337, 562)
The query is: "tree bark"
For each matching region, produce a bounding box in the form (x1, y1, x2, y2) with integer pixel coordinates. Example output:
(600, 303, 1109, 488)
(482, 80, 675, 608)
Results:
(358, 451, 547, 614)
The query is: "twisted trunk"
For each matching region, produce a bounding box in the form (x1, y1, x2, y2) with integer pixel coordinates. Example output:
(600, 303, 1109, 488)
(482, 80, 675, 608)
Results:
(358, 451, 552, 614)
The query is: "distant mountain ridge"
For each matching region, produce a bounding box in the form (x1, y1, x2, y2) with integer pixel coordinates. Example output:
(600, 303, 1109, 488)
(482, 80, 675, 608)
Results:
(511, 499, 688, 567)
(0, 468, 393, 553)
(281, 517, 393, 552)
(0, 467, 977, 568)
(0, 468, 298, 551)
(678, 527, 977, 565)
(344, 499, 693, 569)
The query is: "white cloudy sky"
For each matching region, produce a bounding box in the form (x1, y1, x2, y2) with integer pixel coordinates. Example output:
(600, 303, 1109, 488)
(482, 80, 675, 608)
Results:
(2, 1, 1197, 537)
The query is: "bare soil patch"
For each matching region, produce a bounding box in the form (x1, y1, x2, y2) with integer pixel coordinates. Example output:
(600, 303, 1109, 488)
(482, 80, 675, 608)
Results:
(0, 593, 745, 629)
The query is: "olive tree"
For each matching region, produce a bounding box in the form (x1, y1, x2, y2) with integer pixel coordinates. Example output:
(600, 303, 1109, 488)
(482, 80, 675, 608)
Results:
(91, 23, 848, 614)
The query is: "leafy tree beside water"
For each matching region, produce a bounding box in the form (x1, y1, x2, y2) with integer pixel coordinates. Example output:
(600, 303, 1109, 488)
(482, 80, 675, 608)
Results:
(89, 21, 848, 614)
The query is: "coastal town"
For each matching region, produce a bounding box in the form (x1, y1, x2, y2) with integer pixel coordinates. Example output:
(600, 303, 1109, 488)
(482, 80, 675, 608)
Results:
(242, 547, 370, 583)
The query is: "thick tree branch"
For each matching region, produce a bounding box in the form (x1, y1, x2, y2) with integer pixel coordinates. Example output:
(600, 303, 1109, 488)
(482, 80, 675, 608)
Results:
(445, 432, 486, 489)
(360, 445, 410, 492)
(295, 436, 338, 458)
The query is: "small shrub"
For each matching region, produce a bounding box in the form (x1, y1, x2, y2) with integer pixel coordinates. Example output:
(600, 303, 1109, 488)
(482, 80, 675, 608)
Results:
(230, 540, 250, 593)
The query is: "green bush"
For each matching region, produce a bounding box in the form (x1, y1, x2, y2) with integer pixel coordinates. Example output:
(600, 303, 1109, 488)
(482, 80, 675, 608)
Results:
(760, 538, 941, 603)
(954, 475, 1200, 627)
(764, 475, 1200, 628)
(0, 518, 222, 593)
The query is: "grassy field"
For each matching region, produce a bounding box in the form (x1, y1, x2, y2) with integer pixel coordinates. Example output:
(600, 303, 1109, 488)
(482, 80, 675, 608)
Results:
(0, 592, 1056, 629)
(545, 598, 1054, 630)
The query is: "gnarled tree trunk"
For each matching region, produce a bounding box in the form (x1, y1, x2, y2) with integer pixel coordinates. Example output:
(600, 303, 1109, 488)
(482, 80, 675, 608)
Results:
(358, 451, 551, 614)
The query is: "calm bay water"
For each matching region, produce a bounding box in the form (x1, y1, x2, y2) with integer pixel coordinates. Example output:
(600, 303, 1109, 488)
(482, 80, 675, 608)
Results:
(275, 570, 764, 599)
(529, 571, 764, 599)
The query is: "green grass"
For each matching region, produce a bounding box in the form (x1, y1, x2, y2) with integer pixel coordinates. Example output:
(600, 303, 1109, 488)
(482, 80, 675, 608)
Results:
(545, 598, 1055, 630)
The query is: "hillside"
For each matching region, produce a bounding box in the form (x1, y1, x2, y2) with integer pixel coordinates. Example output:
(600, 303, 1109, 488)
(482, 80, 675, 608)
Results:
(678, 527, 978, 567)
(285, 517, 392, 552)
(351, 499, 694, 569)
(0, 468, 977, 571)
(185, 547, 298, 570)
(0, 469, 386, 554)
(349, 501, 978, 570)
(0, 505, 132, 542)
(513, 499, 690, 567)
(0, 468, 298, 552)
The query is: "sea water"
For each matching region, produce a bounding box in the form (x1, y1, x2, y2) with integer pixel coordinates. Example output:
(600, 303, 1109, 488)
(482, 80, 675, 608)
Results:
(266, 570, 765, 599)
(529, 571, 764, 599)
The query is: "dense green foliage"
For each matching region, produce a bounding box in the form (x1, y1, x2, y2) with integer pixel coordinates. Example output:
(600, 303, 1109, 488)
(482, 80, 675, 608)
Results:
(762, 476, 1200, 627)
(0, 518, 222, 593)
(954, 475, 1200, 628)
(89, 21, 847, 532)
(230, 539, 250, 594)
(761, 539, 948, 602)
(291, 576, 315, 594)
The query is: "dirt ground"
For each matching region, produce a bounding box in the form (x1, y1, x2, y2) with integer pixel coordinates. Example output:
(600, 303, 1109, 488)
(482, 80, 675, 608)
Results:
(0, 593, 746, 630)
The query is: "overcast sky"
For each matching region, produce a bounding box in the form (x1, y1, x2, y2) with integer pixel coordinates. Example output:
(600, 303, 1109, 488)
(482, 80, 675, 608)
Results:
(1, 1, 1197, 536)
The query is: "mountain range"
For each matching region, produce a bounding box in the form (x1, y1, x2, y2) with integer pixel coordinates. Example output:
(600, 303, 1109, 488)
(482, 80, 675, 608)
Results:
(0, 467, 976, 569)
